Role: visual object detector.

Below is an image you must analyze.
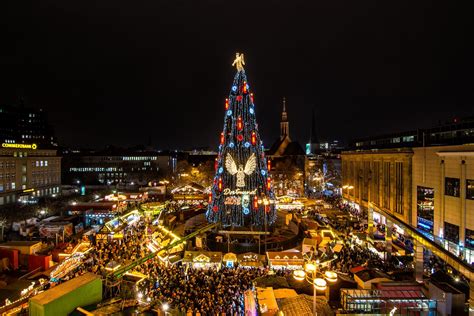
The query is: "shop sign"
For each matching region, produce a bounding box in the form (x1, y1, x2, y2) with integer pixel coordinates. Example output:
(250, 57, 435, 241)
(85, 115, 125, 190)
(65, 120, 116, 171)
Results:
(2, 143, 37, 149)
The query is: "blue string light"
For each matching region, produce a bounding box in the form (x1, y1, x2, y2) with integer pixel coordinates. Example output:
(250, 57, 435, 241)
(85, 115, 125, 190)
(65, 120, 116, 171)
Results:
(207, 69, 276, 227)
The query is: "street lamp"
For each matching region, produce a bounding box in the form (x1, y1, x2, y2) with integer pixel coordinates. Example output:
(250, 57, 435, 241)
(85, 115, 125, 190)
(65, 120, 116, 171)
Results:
(162, 302, 170, 315)
(293, 258, 338, 316)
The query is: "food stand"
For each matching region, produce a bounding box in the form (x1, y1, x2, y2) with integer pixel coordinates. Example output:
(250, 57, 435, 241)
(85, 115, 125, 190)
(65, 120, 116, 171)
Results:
(238, 252, 266, 268)
(219, 252, 236, 268)
(183, 251, 222, 269)
(170, 183, 207, 207)
(266, 251, 304, 270)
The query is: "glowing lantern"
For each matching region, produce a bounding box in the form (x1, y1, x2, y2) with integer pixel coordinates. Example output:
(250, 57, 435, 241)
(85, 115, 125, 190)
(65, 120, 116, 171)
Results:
(214, 158, 218, 171)
(237, 116, 243, 131)
(251, 131, 256, 145)
(267, 159, 271, 171)
(236, 95, 242, 101)
(208, 194, 212, 203)
(253, 196, 258, 209)
(220, 132, 225, 145)
(225, 98, 229, 110)
(250, 93, 254, 103)
(213, 205, 218, 212)
(243, 81, 248, 93)
(266, 177, 271, 190)
(218, 177, 223, 191)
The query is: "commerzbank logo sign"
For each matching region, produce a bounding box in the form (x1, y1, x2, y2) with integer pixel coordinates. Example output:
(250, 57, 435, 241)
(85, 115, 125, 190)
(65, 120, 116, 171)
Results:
(2, 143, 37, 150)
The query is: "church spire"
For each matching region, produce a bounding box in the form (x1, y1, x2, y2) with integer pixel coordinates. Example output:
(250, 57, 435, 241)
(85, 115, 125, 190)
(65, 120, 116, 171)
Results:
(280, 97, 289, 140)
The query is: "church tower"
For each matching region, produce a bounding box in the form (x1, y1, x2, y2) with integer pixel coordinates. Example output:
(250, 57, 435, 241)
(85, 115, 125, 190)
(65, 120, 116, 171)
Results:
(280, 97, 289, 140)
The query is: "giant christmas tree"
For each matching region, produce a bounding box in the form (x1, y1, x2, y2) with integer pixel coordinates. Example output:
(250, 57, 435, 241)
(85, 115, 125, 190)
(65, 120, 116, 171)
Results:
(206, 53, 276, 227)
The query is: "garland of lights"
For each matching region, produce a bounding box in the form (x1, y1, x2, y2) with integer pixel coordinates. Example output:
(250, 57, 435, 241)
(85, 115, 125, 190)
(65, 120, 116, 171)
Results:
(206, 69, 276, 227)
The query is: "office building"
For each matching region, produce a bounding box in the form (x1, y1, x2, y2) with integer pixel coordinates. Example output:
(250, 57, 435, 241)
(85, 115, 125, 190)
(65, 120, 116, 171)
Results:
(62, 148, 172, 186)
(342, 118, 474, 265)
(0, 143, 61, 205)
(0, 104, 58, 147)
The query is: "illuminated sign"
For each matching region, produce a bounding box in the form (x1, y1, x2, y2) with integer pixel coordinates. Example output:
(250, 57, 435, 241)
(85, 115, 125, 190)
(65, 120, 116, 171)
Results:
(23, 188, 35, 193)
(2, 143, 37, 150)
(223, 188, 257, 196)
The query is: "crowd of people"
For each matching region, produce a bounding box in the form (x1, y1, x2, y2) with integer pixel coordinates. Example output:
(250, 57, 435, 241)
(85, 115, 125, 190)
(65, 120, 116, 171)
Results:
(46, 195, 466, 314)
(136, 263, 267, 315)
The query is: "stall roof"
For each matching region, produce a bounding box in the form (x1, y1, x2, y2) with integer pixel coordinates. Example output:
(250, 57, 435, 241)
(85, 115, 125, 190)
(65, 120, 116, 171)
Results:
(256, 287, 279, 314)
(355, 269, 391, 282)
(266, 251, 303, 261)
(183, 251, 222, 263)
(30, 273, 100, 305)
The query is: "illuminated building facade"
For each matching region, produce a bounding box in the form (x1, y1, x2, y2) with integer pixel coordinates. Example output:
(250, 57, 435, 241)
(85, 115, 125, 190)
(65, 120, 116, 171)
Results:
(62, 149, 172, 186)
(0, 143, 61, 205)
(342, 118, 474, 265)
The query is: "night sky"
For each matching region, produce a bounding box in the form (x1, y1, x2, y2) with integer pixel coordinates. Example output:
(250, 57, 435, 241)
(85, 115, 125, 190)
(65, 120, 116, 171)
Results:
(1, 1, 473, 149)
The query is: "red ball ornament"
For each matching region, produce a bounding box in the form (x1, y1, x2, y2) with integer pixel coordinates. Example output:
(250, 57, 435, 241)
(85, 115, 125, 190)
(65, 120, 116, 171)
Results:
(236, 95, 243, 102)
(237, 134, 244, 142)
(213, 205, 218, 212)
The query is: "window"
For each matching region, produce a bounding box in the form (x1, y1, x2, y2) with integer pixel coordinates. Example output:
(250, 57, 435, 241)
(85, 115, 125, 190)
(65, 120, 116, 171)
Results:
(467, 180, 474, 200)
(466, 228, 474, 249)
(444, 222, 459, 244)
(45, 160, 48, 167)
(395, 162, 403, 214)
(445, 177, 460, 197)
(36, 161, 39, 167)
(362, 161, 370, 201)
(372, 161, 380, 206)
(383, 162, 391, 209)
(417, 186, 434, 233)
(11, 182, 15, 190)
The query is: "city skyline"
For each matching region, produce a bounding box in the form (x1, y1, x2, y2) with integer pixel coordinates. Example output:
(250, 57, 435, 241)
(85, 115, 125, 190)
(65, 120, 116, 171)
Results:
(1, 1, 473, 149)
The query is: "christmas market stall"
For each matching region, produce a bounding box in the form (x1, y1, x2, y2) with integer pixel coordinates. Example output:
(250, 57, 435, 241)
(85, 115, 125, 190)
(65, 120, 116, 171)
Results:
(237, 252, 266, 268)
(223, 252, 238, 268)
(183, 251, 222, 269)
(266, 251, 304, 270)
(170, 183, 207, 207)
(95, 210, 141, 242)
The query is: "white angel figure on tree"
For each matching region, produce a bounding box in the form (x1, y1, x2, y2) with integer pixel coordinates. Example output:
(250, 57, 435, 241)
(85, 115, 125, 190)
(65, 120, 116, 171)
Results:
(225, 153, 256, 187)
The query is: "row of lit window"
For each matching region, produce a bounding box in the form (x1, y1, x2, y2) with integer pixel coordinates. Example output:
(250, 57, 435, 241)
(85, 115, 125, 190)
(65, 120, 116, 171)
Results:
(22, 135, 45, 139)
(35, 160, 49, 167)
(122, 156, 157, 161)
(70, 167, 118, 172)
(0, 173, 15, 179)
(0, 182, 15, 192)
(0, 162, 16, 169)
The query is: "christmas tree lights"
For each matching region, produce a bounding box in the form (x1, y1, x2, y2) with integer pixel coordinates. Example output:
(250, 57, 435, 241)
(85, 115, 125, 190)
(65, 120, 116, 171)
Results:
(206, 57, 276, 227)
